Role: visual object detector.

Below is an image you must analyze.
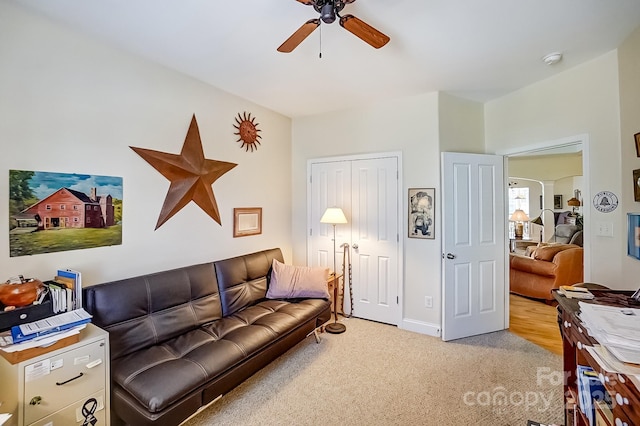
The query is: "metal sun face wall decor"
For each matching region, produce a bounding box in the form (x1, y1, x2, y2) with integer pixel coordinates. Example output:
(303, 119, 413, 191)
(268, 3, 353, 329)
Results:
(233, 112, 262, 152)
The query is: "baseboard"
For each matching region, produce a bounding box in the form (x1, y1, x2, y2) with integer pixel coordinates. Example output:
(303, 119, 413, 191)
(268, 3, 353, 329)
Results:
(399, 319, 441, 337)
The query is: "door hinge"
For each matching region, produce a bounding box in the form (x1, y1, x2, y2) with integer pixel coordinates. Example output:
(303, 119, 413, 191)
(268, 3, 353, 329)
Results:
(310, 228, 313, 236)
(397, 233, 399, 242)
(396, 296, 399, 304)
(309, 175, 312, 184)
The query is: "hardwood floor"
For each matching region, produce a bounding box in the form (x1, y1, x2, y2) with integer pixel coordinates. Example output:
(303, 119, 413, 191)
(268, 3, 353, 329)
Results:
(508, 293, 563, 355)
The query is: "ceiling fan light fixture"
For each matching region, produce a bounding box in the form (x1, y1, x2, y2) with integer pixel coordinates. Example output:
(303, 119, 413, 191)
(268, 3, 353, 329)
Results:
(320, 2, 336, 24)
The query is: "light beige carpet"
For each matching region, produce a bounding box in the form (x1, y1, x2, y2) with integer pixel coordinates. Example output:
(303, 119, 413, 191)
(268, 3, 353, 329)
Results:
(183, 318, 564, 426)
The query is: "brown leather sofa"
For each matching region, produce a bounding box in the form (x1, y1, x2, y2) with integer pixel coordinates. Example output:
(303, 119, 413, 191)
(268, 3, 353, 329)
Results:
(84, 248, 331, 426)
(509, 244, 584, 301)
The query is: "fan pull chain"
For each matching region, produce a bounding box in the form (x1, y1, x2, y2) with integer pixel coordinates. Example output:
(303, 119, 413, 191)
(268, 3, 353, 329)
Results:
(319, 24, 322, 59)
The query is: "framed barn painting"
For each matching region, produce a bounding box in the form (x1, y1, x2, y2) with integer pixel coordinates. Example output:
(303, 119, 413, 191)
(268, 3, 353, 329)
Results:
(9, 170, 123, 257)
(408, 188, 435, 239)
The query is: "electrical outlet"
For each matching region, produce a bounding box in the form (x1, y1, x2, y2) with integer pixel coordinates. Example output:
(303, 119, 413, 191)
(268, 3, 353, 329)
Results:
(425, 296, 433, 308)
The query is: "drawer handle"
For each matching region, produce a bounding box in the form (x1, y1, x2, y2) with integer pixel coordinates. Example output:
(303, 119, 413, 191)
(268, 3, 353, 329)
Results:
(29, 396, 42, 405)
(56, 372, 83, 386)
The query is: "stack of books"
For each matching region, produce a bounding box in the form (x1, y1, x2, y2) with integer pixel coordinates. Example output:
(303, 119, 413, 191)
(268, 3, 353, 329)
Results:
(558, 285, 594, 299)
(44, 268, 82, 313)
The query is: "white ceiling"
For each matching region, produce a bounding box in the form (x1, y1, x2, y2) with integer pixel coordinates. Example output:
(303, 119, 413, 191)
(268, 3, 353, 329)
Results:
(12, 0, 640, 118)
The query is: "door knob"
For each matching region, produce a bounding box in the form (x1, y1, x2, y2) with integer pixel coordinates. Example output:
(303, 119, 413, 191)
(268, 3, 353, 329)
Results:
(446, 253, 456, 259)
(352, 243, 359, 250)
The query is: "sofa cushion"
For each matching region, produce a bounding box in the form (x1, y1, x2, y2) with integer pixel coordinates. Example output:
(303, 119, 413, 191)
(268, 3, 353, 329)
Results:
(84, 262, 222, 359)
(112, 297, 329, 414)
(215, 248, 283, 317)
(533, 244, 580, 261)
(266, 259, 330, 299)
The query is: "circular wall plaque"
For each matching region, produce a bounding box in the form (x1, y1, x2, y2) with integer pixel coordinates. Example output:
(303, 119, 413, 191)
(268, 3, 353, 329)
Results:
(592, 191, 618, 213)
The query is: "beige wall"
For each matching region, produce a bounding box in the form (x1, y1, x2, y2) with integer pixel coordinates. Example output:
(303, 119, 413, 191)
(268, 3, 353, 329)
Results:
(508, 153, 582, 182)
(486, 51, 624, 287)
(619, 26, 640, 284)
(291, 92, 484, 334)
(292, 92, 443, 333)
(0, 3, 293, 286)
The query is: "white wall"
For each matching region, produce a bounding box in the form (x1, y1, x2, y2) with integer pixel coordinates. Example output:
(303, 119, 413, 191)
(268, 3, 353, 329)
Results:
(292, 93, 484, 334)
(486, 51, 624, 287)
(292, 93, 443, 334)
(618, 26, 640, 284)
(0, 3, 293, 286)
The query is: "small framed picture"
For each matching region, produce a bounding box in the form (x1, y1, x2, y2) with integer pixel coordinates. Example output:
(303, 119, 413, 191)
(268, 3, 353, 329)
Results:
(233, 207, 262, 237)
(408, 188, 435, 239)
(553, 195, 562, 210)
(634, 169, 640, 202)
(635, 132, 640, 157)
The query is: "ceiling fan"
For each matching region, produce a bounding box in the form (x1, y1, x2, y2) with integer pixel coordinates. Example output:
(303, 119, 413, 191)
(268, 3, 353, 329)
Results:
(277, 0, 390, 53)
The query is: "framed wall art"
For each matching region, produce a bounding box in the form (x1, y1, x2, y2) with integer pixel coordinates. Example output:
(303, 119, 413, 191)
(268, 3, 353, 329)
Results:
(233, 207, 262, 237)
(9, 170, 123, 257)
(553, 194, 563, 209)
(635, 132, 640, 157)
(628, 213, 640, 260)
(634, 169, 640, 202)
(408, 188, 434, 239)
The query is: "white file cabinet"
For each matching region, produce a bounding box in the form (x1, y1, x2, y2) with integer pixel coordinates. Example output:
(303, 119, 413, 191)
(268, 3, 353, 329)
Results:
(0, 324, 109, 426)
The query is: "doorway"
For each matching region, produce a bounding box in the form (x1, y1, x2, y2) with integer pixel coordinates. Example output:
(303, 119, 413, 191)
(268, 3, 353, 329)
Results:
(501, 135, 589, 327)
(307, 152, 403, 326)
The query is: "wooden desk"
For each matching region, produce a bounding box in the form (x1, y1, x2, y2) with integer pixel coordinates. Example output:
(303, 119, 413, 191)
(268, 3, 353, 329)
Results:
(554, 289, 640, 426)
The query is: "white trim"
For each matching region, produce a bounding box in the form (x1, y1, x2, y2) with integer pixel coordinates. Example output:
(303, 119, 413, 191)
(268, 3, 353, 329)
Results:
(307, 151, 404, 327)
(400, 318, 441, 337)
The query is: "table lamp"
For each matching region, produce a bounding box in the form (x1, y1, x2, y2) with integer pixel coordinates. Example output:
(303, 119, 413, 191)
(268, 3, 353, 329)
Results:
(510, 209, 530, 239)
(320, 207, 348, 334)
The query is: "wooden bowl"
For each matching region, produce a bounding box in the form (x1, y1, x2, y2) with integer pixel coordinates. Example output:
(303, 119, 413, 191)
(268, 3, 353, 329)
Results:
(0, 279, 43, 307)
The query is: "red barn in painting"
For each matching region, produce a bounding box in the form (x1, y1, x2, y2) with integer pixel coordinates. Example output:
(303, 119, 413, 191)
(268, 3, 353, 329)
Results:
(14, 187, 115, 230)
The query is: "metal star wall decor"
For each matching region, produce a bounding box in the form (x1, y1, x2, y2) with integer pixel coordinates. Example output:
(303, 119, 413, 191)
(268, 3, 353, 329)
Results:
(131, 114, 237, 229)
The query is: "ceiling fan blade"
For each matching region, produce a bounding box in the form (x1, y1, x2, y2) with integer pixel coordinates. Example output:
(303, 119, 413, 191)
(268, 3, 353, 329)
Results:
(277, 19, 320, 53)
(339, 14, 390, 49)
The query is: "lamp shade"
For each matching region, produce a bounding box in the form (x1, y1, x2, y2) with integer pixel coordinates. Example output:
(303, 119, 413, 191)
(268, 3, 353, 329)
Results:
(320, 207, 348, 225)
(531, 216, 544, 226)
(509, 209, 530, 222)
(567, 197, 581, 207)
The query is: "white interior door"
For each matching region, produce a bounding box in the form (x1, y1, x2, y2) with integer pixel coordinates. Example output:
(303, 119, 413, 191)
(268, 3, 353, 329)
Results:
(441, 152, 506, 341)
(350, 157, 399, 325)
(308, 155, 400, 325)
(309, 161, 351, 271)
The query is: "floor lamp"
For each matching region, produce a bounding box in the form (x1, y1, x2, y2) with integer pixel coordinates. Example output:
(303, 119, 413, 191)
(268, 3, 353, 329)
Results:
(531, 208, 556, 242)
(320, 207, 348, 334)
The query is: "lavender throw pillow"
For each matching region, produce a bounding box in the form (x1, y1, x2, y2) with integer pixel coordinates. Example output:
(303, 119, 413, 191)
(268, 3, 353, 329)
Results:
(266, 259, 330, 299)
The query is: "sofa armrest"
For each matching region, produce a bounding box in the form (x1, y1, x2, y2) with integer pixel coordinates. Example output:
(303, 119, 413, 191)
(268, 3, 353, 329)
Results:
(551, 247, 584, 285)
(509, 254, 556, 277)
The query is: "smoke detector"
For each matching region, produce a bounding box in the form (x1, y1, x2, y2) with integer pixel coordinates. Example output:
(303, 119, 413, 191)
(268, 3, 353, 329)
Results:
(542, 52, 563, 65)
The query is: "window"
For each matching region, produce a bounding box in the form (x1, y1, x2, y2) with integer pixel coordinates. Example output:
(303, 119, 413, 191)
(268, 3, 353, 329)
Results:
(60, 204, 65, 210)
(94, 206, 98, 211)
(508, 187, 529, 216)
(73, 205, 79, 210)
(46, 204, 51, 210)
(86, 205, 91, 211)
